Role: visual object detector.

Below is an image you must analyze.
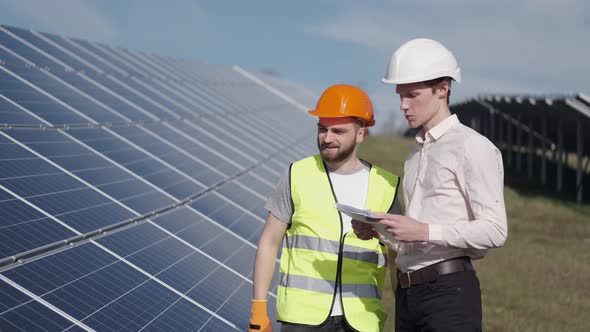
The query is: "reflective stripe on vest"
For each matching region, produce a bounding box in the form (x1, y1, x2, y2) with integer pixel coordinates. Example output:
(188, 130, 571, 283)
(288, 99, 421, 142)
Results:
(277, 154, 399, 332)
(279, 273, 381, 299)
(284, 234, 387, 268)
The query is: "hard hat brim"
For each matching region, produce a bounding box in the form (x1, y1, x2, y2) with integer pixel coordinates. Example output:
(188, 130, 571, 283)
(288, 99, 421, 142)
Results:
(307, 110, 375, 127)
(381, 73, 462, 85)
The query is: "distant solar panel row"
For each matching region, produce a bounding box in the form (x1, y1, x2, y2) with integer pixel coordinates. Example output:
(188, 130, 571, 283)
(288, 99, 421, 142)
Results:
(0, 24, 317, 331)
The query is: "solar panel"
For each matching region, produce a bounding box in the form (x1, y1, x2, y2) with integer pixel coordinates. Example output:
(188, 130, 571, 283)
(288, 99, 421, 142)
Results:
(0, 23, 317, 331)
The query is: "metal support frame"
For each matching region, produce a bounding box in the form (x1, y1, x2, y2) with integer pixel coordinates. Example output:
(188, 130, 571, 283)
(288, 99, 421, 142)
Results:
(527, 118, 534, 178)
(541, 117, 547, 185)
(576, 121, 584, 203)
(557, 120, 563, 192)
(516, 114, 522, 172)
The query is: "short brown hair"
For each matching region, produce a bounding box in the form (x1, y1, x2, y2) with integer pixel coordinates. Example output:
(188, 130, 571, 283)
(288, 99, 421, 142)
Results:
(424, 77, 452, 104)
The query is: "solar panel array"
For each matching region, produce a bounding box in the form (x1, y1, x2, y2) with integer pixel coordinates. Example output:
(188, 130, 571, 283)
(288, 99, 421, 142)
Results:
(0, 24, 318, 331)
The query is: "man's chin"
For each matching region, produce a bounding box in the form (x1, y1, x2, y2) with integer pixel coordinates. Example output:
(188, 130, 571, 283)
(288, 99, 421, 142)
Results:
(408, 121, 421, 129)
(320, 151, 339, 163)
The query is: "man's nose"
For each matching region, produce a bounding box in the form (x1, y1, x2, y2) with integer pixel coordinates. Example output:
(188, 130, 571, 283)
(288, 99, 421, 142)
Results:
(400, 98, 409, 111)
(323, 131, 334, 143)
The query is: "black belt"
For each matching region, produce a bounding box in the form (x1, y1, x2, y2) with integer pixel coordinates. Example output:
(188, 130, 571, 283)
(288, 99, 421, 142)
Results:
(398, 256, 473, 289)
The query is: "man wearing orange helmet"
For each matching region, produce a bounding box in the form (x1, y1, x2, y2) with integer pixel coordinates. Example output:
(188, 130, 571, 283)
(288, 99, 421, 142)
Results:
(249, 84, 403, 332)
(354, 38, 508, 331)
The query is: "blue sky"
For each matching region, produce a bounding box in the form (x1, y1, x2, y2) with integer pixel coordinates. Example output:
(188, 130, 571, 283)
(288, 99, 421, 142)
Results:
(1, 0, 589, 133)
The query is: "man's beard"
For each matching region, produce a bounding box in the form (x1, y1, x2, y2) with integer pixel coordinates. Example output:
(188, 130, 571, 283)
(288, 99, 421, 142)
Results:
(317, 139, 356, 163)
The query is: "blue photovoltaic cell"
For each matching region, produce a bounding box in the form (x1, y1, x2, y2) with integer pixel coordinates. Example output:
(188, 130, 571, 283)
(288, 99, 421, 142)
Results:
(96, 221, 258, 309)
(0, 67, 91, 125)
(138, 298, 236, 332)
(2, 243, 234, 331)
(153, 207, 257, 278)
(1, 243, 120, 298)
(265, 157, 290, 174)
(196, 82, 257, 114)
(100, 75, 178, 120)
(215, 282, 253, 329)
(6, 129, 175, 215)
(8, 66, 123, 124)
(96, 223, 196, 276)
(163, 80, 219, 114)
(2, 25, 97, 74)
(124, 76, 196, 117)
(0, 134, 136, 233)
(72, 280, 182, 331)
(0, 27, 58, 70)
(216, 181, 267, 218)
(173, 81, 228, 116)
(65, 127, 205, 199)
(188, 117, 267, 162)
(109, 125, 224, 187)
(0, 23, 320, 331)
(63, 71, 155, 123)
(250, 163, 282, 184)
(0, 279, 74, 331)
(114, 48, 171, 79)
(219, 116, 283, 154)
(40, 32, 110, 73)
(140, 53, 193, 81)
(71, 39, 143, 77)
(0, 188, 76, 259)
(190, 192, 263, 243)
(235, 172, 274, 199)
(141, 122, 242, 177)
(173, 120, 256, 167)
(0, 95, 43, 126)
(99, 223, 254, 330)
(99, 210, 257, 287)
(185, 268, 250, 329)
(191, 116, 268, 160)
(105, 77, 182, 119)
(0, 43, 33, 71)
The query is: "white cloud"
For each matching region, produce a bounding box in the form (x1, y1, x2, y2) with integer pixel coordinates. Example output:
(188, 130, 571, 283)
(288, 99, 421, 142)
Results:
(1, 0, 118, 42)
(304, 9, 406, 51)
(307, 1, 590, 96)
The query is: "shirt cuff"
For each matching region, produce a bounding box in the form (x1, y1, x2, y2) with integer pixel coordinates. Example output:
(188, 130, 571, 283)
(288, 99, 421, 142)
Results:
(428, 224, 444, 242)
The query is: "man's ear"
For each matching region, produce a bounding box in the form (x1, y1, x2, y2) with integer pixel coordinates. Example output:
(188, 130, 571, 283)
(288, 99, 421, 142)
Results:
(356, 127, 368, 143)
(437, 80, 450, 100)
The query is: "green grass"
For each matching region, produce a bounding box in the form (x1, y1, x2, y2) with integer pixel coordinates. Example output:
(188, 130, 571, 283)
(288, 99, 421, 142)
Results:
(358, 135, 590, 332)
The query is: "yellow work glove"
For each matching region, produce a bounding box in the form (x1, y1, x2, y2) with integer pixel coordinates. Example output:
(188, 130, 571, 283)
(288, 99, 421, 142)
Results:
(249, 299, 272, 332)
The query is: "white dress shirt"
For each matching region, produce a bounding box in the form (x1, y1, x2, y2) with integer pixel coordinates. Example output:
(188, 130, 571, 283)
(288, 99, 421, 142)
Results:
(397, 114, 508, 272)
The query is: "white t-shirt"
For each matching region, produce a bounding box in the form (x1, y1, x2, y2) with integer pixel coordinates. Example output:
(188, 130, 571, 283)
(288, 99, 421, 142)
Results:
(326, 165, 370, 316)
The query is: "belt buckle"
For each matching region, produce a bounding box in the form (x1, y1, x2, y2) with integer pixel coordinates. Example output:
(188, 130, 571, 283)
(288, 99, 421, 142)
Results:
(399, 272, 411, 288)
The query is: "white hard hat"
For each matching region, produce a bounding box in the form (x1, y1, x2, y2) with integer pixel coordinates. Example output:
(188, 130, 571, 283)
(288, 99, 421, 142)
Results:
(381, 38, 462, 85)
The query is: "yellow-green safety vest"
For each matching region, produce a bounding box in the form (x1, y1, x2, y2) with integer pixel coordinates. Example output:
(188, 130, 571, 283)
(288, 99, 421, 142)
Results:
(277, 155, 399, 332)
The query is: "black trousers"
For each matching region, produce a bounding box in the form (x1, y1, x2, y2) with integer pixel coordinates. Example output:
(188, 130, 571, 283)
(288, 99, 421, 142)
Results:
(281, 316, 355, 332)
(395, 270, 482, 332)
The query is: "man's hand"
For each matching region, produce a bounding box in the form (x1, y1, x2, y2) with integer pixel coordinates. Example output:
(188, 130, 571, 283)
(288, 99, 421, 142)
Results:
(351, 220, 378, 240)
(374, 212, 429, 243)
(249, 300, 272, 332)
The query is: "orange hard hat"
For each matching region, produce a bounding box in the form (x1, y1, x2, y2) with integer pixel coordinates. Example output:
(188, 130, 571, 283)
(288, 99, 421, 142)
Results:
(308, 84, 375, 127)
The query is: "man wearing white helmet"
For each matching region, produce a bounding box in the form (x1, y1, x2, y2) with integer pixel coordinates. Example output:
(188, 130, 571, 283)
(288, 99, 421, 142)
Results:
(353, 38, 508, 331)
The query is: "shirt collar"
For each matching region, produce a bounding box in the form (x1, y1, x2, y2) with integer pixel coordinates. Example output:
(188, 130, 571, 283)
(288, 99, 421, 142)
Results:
(415, 114, 460, 144)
